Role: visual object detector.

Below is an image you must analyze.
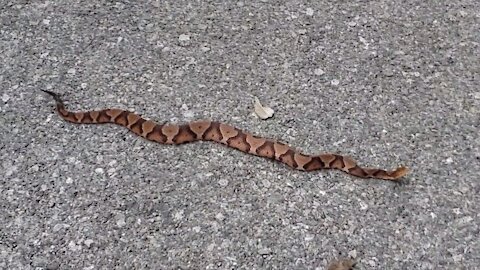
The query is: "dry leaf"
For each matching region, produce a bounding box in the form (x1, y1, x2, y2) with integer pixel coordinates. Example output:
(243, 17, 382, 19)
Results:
(253, 97, 274, 119)
(327, 258, 356, 270)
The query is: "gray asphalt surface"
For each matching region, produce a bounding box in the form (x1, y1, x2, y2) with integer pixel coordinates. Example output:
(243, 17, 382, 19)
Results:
(1, 1, 479, 269)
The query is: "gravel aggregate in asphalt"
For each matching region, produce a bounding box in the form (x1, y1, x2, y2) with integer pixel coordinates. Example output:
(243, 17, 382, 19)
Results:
(1, 1, 479, 269)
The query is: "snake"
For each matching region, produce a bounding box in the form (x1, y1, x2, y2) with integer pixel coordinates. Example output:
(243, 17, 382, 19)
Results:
(42, 90, 408, 181)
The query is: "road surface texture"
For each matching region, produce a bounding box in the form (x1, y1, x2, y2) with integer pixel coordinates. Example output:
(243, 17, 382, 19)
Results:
(1, 1, 478, 269)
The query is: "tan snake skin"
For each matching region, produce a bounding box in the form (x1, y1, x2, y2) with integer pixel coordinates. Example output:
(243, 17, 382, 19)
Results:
(43, 91, 408, 181)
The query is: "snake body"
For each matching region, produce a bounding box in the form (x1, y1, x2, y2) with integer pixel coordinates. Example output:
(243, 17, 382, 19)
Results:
(43, 90, 408, 181)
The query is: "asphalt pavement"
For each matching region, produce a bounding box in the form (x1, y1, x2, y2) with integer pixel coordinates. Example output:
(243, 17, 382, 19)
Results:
(1, 1, 479, 269)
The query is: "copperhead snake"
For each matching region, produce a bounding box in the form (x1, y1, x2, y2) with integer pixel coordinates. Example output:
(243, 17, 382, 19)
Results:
(43, 90, 408, 181)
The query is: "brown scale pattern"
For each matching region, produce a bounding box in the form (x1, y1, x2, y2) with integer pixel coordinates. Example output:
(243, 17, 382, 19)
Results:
(43, 90, 409, 181)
